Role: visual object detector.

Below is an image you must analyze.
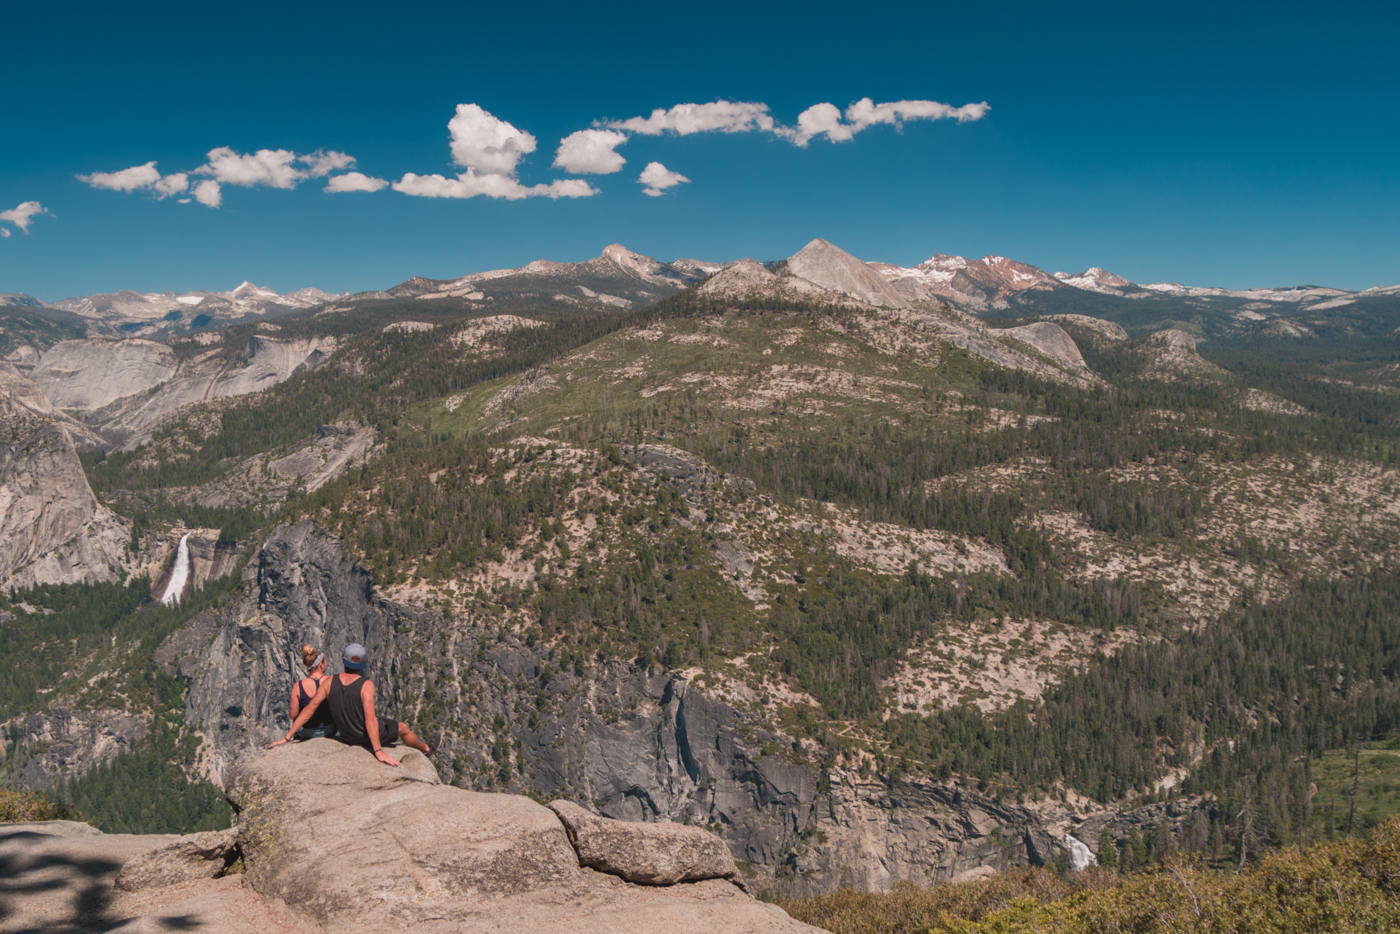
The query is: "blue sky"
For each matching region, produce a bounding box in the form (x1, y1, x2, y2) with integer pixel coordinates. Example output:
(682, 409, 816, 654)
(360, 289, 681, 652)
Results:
(2, 0, 1396, 299)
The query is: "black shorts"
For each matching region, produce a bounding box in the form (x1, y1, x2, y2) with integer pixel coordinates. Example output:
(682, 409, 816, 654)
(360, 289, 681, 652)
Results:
(337, 715, 399, 748)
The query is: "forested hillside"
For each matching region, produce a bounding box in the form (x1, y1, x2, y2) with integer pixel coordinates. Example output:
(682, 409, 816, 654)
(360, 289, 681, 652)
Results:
(4, 271, 1399, 888)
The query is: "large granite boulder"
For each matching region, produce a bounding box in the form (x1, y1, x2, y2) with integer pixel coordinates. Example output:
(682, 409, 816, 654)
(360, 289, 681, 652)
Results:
(549, 799, 740, 886)
(3, 742, 820, 932)
(224, 739, 818, 932)
(115, 827, 241, 891)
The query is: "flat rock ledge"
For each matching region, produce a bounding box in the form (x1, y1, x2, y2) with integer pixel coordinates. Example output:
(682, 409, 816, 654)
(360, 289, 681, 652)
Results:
(2, 740, 819, 933)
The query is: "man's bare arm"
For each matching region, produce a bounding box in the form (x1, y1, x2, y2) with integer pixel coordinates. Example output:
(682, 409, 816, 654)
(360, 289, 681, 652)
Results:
(362, 680, 398, 766)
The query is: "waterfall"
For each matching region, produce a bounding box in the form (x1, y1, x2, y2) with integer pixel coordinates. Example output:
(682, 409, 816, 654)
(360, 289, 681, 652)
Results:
(1063, 833, 1098, 872)
(160, 533, 192, 606)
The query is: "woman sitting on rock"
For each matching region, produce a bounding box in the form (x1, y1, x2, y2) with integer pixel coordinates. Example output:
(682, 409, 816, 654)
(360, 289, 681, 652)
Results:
(271, 643, 432, 767)
(289, 645, 336, 740)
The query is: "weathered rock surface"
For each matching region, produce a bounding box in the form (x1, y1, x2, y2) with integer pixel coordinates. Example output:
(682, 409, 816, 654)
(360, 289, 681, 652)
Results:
(782, 238, 911, 309)
(1140, 328, 1228, 381)
(115, 827, 240, 891)
(0, 367, 130, 587)
(1046, 313, 1130, 342)
(23, 333, 336, 447)
(699, 258, 840, 303)
(171, 422, 377, 510)
(6, 707, 149, 791)
(550, 799, 740, 886)
(29, 338, 178, 411)
(220, 740, 817, 932)
(881, 305, 1097, 388)
(1002, 321, 1092, 374)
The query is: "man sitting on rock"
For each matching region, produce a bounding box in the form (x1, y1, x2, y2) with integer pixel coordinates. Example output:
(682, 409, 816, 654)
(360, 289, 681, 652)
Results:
(270, 643, 432, 767)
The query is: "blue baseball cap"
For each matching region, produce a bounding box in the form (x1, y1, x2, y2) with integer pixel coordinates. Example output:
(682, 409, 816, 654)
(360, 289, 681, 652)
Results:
(343, 643, 367, 670)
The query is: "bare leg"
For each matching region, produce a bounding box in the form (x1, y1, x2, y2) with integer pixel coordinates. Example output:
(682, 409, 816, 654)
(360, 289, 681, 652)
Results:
(397, 723, 430, 754)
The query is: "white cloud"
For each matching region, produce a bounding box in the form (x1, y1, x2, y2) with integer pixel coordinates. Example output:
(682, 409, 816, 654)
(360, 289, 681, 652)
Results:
(154, 172, 189, 197)
(606, 100, 775, 136)
(639, 162, 690, 197)
(80, 150, 357, 205)
(192, 180, 222, 208)
(786, 102, 855, 146)
(448, 104, 537, 174)
(781, 97, 991, 146)
(326, 172, 389, 193)
(393, 170, 595, 201)
(0, 228, 8, 238)
(301, 150, 356, 178)
(0, 201, 50, 233)
(199, 147, 304, 188)
(394, 104, 597, 201)
(846, 97, 990, 128)
(554, 129, 628, 174)
(78, 161, 163, 192)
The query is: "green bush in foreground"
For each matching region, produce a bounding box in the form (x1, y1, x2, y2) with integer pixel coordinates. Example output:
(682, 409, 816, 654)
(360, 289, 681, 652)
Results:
(780, 815, 1400, 933)
(0, 787, 83, 823)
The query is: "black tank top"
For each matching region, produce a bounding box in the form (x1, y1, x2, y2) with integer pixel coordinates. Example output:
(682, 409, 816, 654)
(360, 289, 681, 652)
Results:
(328, 675, 369, 743)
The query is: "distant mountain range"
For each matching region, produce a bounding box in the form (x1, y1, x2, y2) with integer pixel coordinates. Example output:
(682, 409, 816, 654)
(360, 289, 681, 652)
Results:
(5, 242, 1400, 345)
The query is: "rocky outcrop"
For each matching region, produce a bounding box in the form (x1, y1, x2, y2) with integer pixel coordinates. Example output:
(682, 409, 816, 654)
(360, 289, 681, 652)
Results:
(28, 338, 177, 411)
(877, 304, 1097, 388)
(4, 707, 148, 791)
(2, 745, 819, 932)
(782, 238, 912, 308)
(699, 258, 833, 303)
(1046, 313, 1130, 342)
(170, 422, 377, 510)
(224, 740, 816, 932)
(1139, 329, 1227, 381)
(115, 827, 241, 891)
(1002, 321, 1093, 375)
(0, 366, 130, 588)
(24, 333, 336, 447)
(549, 799, 740, 886)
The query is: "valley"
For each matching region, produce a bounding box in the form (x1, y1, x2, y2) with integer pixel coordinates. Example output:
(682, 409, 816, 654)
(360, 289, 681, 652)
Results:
(3, 239, 1399, 894)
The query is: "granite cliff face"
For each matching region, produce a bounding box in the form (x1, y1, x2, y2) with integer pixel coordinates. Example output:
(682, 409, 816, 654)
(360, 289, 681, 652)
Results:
(25, 333, 335, 446)
(0, 366, 129, 588)
(152, 521, 1198, 893)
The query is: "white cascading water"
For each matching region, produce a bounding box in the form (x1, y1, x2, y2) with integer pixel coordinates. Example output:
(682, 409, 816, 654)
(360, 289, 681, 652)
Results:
(1063, 833, 1098, 872)
(159, 532, 191, 606)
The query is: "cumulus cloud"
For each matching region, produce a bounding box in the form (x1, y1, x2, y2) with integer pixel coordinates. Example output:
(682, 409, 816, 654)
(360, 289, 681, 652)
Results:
(325, 172, 389, 193)
(0, 201, 50, 233)
(79, 161, 189, 198)
(787, 102, 855, 145)
(301, 150, 356, 178)
(639, 162, 690, 197)
(199, 147, 303, 188)
(448, 104, 537, 174)
(154, 172, 189, 197)
(192, 180, 222, 208)
(782, 97, 990, 146)
(78, 161, 162, 192)
(554, 129, 628, 174)
(0, 229, 8, 238)
(79, 148, 360, 207)
(394, 104, 598, 201)
(605, 100, 775, 136)
(393, 170, 594, 201)
(195, 147, 358, 190)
